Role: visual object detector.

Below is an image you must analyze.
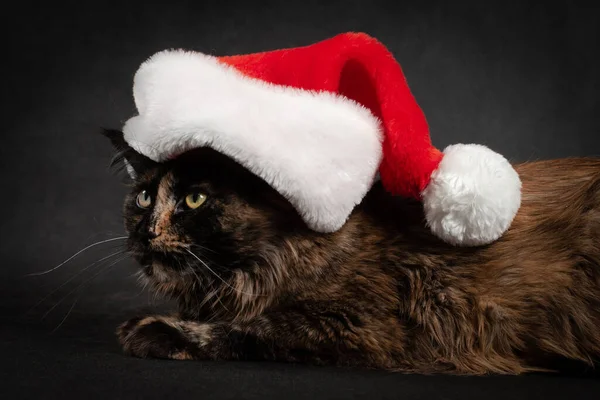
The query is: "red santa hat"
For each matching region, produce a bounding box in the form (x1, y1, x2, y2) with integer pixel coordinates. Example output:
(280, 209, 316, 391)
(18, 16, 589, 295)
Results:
(122, 32, 521, 246)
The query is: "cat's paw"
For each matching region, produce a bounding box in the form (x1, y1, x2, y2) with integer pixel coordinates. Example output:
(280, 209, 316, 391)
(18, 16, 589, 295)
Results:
(116, 316, 200, 360)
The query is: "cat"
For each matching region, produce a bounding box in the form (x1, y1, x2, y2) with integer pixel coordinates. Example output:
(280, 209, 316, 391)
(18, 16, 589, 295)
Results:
(103, 128, 600, 375)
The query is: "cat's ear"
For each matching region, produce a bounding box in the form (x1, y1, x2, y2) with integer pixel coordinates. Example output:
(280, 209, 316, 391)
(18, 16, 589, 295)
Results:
(101, 128, 157, 178)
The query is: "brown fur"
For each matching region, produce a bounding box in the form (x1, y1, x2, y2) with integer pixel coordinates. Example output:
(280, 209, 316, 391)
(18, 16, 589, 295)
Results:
(105, 133, 600, 375)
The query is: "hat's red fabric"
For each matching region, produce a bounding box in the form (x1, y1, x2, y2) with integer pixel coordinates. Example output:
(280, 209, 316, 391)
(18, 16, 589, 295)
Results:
(220, 33, 443, 200)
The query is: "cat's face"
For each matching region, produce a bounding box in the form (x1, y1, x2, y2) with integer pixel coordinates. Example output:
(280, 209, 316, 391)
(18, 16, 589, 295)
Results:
(103, 130, 300, 292)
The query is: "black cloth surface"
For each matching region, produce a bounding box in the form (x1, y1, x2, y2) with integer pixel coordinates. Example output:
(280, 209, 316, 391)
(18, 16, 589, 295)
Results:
(2, 295, 600, 400)
(2, 298, 600, 399)
(3, 0, 600, 398)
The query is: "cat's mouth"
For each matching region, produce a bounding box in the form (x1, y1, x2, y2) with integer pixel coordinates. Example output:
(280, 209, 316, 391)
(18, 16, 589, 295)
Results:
(129, 241, 207, 284)
(131, 249, 188, 281)
(140, 261, 184, 285)
(132, 247, 183, 266)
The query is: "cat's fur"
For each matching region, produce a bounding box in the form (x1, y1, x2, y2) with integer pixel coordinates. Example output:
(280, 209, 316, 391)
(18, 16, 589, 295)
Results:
(104, 129, 600, 375)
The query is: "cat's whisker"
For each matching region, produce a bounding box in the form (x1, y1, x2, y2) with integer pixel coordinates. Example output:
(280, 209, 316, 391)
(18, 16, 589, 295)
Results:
(206, 305, 225, 323)
(50, 297, 79, 334)
(186, 263, 204, 292)
(191, 244, 219, 255)
(188, 264, 233, 316)
(41, 255, 127, 321)
(198, 285, 223, 314)
(24, 236, 128, 277)
(25, 250, 126, 316)
(186, 249, 265, 297)
(212, 295, 232, 317)
(49, 255, 128, 333)
(194, 266, 232, 317)
(83, 230, 125, 243)
(187, 246, 219, 269)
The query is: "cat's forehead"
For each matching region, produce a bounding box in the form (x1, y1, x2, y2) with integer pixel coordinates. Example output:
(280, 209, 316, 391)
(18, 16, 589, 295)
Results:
(131, 146, 265, 195)
(133, 164, 169, 187)
(134, 160, 214, 192)
(134, 168, 184, 189)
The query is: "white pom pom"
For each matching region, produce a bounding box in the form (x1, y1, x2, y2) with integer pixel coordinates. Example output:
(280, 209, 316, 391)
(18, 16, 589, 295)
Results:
(422, 144, 522, 246)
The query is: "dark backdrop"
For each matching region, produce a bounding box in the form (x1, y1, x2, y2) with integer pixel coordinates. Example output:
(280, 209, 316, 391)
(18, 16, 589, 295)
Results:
(2, 0, 599, 399)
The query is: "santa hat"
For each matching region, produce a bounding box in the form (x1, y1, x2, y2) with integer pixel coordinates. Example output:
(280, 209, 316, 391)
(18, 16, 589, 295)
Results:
(122, 32, 521, 246)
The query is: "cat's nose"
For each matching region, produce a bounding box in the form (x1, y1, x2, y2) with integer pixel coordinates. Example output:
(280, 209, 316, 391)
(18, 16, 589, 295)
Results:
(148, 229, 161, 239)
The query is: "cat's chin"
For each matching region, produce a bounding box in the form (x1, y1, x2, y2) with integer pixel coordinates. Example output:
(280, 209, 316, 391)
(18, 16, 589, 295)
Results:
(140, 263, 178, 284)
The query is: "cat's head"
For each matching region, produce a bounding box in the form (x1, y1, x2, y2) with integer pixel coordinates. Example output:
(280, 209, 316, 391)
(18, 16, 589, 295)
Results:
(102, 129, 303, 293)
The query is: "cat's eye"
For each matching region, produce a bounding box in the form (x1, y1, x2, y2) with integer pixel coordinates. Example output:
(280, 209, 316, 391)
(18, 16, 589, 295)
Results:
(136, 190, 152, 209)
(185, 192, 207, 209)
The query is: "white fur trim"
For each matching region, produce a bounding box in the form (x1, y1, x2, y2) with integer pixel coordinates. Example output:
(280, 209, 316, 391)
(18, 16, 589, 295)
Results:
(122, 50, 382, 232)
(422, 144, 522, 246)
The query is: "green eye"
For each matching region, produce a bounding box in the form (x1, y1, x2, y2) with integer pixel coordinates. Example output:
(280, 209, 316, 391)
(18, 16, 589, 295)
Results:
(136, 190, 152, 209)
(185, 192, 207, 209)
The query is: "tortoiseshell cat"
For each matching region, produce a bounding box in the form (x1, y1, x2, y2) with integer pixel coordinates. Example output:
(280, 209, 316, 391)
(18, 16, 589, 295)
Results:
(103, 129, 600, 375)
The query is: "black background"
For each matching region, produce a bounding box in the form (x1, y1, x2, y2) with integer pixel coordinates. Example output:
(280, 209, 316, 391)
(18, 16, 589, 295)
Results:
(2, 0, 600, 398)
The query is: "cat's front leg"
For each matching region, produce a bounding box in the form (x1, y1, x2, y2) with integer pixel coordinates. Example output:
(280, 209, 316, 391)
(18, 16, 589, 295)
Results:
(117, 316, 253, 361)
(117, 315, 210, 360)
(117, 305, 393, 368)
